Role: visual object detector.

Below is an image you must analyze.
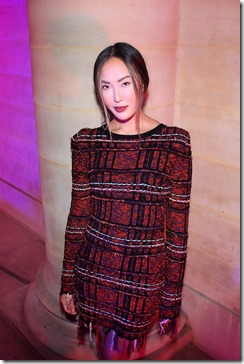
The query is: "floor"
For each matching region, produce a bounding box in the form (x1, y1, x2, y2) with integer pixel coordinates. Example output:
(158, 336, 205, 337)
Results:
(0, 209, 215, 361)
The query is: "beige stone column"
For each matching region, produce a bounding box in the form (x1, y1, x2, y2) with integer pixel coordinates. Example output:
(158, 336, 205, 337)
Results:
(174, 0, 240, 360)
(25, 0, 186, 359)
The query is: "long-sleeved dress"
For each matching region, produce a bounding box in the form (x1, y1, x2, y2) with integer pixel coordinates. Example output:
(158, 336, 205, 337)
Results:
(60, 123, 192, 350)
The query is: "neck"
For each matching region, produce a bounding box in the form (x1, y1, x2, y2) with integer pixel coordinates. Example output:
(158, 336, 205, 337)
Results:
(109, 113, 160, 135)
(110, 112, 143, 135)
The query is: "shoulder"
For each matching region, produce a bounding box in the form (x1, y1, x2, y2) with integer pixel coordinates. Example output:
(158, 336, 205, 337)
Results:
(72, 126, 104, 141)
(168, 125, 190, 143)
(161, 124, 191, 154)
(71, 126, 105, 149)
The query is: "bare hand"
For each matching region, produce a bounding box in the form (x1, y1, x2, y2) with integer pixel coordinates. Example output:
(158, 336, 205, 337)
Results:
(60, 293, 77, 315)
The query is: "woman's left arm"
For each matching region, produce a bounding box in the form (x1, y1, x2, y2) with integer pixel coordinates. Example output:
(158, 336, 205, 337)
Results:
(160, 128, 192, 333)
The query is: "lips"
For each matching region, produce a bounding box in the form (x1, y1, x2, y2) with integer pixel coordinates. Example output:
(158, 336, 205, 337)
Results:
(114, 106, 128, 113)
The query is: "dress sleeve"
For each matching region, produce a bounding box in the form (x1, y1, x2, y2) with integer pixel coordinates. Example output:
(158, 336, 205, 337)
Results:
(160, 128, 192, 320)
(60, 132, 91, 295)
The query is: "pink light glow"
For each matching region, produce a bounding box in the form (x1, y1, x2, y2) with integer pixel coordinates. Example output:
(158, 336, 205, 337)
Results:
(0, 0, 43, 234)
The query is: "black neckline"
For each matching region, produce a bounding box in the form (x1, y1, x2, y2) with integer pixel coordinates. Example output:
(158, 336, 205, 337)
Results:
(107, 123, 164, 140)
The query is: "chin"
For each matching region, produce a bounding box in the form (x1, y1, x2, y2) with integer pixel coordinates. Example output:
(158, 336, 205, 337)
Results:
(114, 114, 136, 124)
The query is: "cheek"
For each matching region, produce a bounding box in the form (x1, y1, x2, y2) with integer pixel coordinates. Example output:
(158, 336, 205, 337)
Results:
(128, 90, 137, 106)
(101, 91, 112, 106)
(126, 87, 137, 99)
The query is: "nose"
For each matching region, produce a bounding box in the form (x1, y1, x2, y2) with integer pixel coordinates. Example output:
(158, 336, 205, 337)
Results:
(113, 86, 122, 103)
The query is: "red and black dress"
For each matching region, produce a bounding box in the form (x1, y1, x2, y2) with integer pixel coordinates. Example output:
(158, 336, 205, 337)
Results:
(60, 123, 192, 353)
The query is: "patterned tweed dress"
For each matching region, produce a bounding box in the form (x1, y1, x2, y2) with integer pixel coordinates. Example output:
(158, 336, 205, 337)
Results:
(61, 123, 192, 347)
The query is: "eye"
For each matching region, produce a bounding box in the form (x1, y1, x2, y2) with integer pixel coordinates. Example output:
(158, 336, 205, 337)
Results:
(101, 84, 110, 90)
(122, 81, 131, 87)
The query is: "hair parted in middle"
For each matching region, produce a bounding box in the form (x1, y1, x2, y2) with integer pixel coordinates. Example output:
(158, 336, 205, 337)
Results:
(93, 42, 149, 133)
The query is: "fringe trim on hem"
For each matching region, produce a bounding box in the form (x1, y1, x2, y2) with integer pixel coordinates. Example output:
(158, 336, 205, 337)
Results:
(77, 320, 147, 358)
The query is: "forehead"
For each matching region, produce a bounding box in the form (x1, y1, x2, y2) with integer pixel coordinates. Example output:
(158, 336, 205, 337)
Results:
(100, 57, 129, 79)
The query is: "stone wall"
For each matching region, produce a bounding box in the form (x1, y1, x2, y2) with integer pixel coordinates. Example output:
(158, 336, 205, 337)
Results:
(0, 0, 240, 360)
(175, 0, 240, 360)
(0, 0, 44, 237)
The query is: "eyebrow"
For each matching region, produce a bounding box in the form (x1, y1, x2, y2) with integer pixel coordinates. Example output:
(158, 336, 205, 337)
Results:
(101, 75, 131, 84)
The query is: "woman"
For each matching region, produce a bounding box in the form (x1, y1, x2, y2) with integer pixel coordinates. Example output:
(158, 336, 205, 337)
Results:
(60, 42, 192, 360)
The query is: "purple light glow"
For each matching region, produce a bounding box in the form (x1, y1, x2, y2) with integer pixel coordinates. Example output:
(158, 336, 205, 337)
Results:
(0, 0, 43, 235)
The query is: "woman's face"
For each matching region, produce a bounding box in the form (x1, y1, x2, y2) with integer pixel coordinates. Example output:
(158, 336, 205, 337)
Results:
(99, 57, 139, 123)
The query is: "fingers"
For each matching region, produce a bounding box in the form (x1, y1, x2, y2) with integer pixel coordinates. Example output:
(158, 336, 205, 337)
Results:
(60, 293, 77, 315)
(159, 317, 178, 338)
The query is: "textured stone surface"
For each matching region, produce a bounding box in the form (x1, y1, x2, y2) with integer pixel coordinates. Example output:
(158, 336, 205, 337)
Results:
(0, 0, 44, 237)
(175, 0, 240, 359)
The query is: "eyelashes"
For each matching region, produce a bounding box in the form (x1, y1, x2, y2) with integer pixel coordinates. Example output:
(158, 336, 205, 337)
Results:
(101, 81, 131, 90)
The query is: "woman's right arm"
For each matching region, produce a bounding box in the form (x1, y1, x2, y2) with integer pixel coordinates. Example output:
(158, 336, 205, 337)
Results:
(60, 132, 91, 313)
